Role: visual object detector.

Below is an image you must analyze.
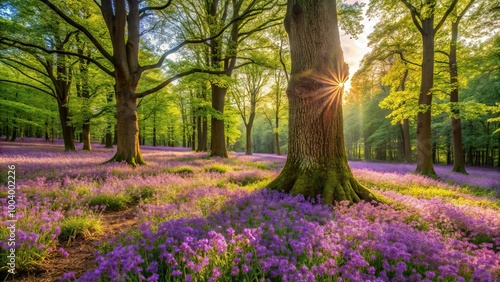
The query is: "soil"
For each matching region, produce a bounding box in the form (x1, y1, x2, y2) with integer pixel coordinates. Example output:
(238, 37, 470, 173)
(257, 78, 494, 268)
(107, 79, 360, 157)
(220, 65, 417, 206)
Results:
(9, 208, 138, 282)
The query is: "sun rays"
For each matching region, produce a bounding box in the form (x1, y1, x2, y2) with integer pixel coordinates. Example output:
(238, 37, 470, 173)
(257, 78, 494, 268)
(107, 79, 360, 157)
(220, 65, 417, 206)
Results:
(298, 65, 349, 117)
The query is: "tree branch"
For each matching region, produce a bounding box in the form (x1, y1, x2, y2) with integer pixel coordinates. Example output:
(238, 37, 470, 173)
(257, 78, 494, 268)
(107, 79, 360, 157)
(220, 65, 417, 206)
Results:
(60, 30, 79, 47)
(0, 79, 55, 97)
(0, 61, 55, 94)
(137, 61, 254, 98)
(435, 60, 449, 65)
(435, 50, 450, 58)
(457, 0, 477, 22)
(0, 38, 114, 76)
(435, 0, 459, 32)
(139, 0, 173, 14)
(393, 50, 421, 67)
(400, 0, 423, 32)
(38, 0, 114, 63)
(140, 9, 249, 73)
(0, 56, 49, 78)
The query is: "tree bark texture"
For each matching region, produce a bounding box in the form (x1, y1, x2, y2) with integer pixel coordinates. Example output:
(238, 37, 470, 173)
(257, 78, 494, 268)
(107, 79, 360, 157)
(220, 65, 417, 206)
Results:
(107, 82, 145, 166)
(415, 18, 436, 176)
(275, 115, 281, 155)
(398, 70, 411, 163)
(449, 21, 467, 173)
(57, 102, 76, 151)
(268, 0, 376, 204)
(82, 123, 91, 151)
(402, 119, 411, 162)
(245, 113, 255, 155)
(210, 85, 228, 157)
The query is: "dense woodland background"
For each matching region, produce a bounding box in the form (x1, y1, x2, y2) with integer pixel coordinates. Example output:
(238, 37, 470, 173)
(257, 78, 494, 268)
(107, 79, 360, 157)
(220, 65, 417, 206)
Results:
(0, 0, 499, 167)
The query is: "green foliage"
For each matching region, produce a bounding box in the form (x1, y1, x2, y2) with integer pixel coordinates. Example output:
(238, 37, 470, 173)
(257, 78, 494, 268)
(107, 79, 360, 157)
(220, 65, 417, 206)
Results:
(85, 194, 130, 212)
(338, 0, 365, 39)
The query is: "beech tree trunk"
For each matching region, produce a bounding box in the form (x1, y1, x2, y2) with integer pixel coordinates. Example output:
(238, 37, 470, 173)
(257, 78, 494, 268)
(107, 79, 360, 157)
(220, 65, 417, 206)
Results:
(82, 123, 91, 151)
(10, 120, 16, 142)
(415, 18, 436, 176)
(449, 21, 467, 173)
(210, 85, 228, 157)
(245, 112, 255, 155)
(191, 113, 196, 150)
(397, 69, 412, 163)
(105, 123, 113, 148)
(275, 115, 281, 155)
(402, 119, 411, 162)
(57, 102, 76, 151)
(107, 83, 145, 166)
(268, 0, 376, 204)
(5, 118, 9, 141)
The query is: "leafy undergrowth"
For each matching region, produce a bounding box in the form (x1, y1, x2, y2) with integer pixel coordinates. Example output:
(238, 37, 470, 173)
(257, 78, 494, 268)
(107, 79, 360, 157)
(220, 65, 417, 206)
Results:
(0, 139, 499, 281)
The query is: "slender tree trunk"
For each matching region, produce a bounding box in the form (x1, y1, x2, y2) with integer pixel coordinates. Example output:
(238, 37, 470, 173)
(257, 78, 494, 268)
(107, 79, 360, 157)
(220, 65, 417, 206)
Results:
(403, 119, 411, 162)
(5, 118, 9, 141)
(268, 0, 376, 204)
(415, 18, 437, 176)
(10, 121, 17, 142)
(196, 85, 208, 152)
(449, 21, 467, 173)
(57, 102, 76, 151)
(210, 85, 228, 157)
(82, 123, 91, 151)
(191, 113, 196, 151)
(152, 111, 157, 146)
(113, 124, 118, 145)
(245, 111, 256, 155)
(45, 121, 49, 141)
(105, 123, 113, 148)
(196, 116, 203, 151)
(275, 116, 281, 155)
(153, 126, 157, 146)
(397, 69, 412, 163)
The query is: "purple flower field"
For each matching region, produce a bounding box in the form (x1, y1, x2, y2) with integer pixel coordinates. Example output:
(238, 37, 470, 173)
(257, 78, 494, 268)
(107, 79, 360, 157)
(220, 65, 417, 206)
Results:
(1, 139, 499, 281)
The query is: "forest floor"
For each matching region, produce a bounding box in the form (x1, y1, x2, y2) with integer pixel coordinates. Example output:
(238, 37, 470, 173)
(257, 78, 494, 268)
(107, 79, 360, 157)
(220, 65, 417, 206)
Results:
(1, 138, 499, 281)
(16, 208, 137, 282)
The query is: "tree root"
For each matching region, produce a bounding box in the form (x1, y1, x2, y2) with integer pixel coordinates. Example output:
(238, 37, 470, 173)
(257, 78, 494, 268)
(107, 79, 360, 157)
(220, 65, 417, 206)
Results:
(268, 163, 378, 205)
(104, 153, 146, 168)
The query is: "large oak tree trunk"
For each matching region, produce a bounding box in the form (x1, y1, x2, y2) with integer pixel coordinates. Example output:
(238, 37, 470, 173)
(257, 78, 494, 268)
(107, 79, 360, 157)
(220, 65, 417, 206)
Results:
(268, 0, 376, 204)
(107, 83, 145, 166)
(82, 123, 91, 151)
(449, 21, 467, 174)
(415, 19, 436, 176)
(57, 102, 76, 151)
(210, 85, 228, 157)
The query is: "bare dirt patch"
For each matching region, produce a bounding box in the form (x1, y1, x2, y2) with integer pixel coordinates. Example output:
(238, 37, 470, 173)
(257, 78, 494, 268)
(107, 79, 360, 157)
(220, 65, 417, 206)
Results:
(11, 208, 137, 282)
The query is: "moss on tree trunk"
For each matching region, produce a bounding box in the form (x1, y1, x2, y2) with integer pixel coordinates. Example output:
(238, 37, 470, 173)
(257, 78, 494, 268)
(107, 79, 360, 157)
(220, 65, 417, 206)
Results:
(106, 83, 145, 167)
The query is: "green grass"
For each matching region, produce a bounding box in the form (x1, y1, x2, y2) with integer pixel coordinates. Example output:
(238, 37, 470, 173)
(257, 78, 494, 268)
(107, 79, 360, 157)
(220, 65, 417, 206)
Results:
(362, 180, 500, 210)
(175, 166, 195, 174)
(126, 185, 156, 204)
(85, 194, 130, 212)
(58, 215, 104, 242)
(205, 164, 231, 173)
